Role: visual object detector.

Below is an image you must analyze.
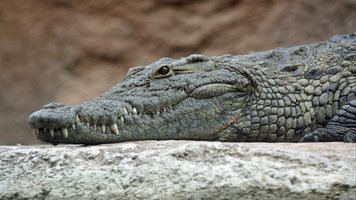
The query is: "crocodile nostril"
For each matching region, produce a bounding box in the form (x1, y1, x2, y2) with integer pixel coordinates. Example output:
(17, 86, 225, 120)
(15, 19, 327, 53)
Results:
(43, 102, 65, 109)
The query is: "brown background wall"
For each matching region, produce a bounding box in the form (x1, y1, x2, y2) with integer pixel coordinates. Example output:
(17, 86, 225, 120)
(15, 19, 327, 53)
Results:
(0, 0, 355, 145)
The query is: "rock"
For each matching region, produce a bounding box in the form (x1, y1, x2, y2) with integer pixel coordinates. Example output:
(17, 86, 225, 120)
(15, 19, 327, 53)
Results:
(0, 141, 355, 199)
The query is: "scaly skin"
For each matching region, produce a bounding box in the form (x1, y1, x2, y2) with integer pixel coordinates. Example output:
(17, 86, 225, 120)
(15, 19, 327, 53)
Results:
(28, 33, 356, 145)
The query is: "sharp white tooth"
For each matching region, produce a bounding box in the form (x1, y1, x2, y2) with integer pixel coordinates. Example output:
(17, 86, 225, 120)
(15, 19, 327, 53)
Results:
(100, 125, 105, 133)
(156, 111, 160, 115)
(120, 116, 124, 122)
(139, 113, 142, 117)
(36, 128, 39, 134)
(61, 128, 68, 138)
(93, 124, 97, 130)
(133, 108, 137, 114)
(44, 128, 47, 132)
(75, 115, 80, 122)
(110, 123, 119, 135)
(72, 124, 75, 130)
(163, 108, 166, 112)
(123, 108, 128, 115)
(86, 123, 90, 128)
(32, 128, 36, 136)
(50, 129, 54, 137)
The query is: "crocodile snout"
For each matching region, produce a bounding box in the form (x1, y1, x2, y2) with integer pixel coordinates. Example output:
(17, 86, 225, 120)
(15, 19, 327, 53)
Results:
(27, 102, 77, 138)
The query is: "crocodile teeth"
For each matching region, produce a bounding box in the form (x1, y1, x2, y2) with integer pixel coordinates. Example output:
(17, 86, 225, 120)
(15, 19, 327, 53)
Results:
(72, 124, 76, 130)
(110, 123, 119, 135)
(123, 108, 128, 115)
(44, 128, 47, 132)
(120, 116, 124, 122)
(75, 115, 80, 122)
(36, 128, 39, 134)
(169, 105, 172, 109)
(156, 111, 160, 115)
(139, 113, 142, 117)
(100, 125, 105, 133)
(133, 108, 137, 114)
(61, 128, 68, 138)
(86, 123, 90, 128)
(50, 129, 54, 137)
(93, 124, 97, 130)
(32, 128, 36, 136)
(163, 108, 166, 112)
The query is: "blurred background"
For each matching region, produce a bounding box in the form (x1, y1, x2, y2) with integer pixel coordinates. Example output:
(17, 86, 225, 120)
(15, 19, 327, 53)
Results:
(0, 0, 355, 145)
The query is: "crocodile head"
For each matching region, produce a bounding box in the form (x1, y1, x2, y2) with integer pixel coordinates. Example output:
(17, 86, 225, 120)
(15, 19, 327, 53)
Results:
(28, 54, 252, 145)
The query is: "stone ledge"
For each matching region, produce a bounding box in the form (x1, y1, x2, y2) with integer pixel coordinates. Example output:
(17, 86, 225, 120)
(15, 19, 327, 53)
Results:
(0, 141, 355, 199)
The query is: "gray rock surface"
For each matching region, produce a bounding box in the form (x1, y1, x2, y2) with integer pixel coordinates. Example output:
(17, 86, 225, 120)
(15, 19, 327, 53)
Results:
(0, 141, 355, 199)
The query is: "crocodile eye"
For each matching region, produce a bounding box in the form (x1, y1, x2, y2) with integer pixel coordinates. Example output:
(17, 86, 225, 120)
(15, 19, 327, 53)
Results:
(151, 64, 174, 79)
(157, 65, 171, 75)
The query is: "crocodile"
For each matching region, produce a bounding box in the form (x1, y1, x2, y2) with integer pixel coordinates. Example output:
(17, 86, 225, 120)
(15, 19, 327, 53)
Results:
(28, 33, 356, 145)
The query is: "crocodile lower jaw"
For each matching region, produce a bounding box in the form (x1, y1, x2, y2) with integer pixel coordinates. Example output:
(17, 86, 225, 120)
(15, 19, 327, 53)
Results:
(30, 105, 174, 139)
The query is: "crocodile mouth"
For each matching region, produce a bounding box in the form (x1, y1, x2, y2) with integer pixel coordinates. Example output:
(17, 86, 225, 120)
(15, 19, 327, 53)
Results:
(28, 101, 179, 139)
(28, 81, 247, 143)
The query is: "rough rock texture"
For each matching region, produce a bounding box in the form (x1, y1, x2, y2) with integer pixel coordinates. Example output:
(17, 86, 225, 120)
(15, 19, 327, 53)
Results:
(0, 0, 355, 145)
(0, 141, 355, 199)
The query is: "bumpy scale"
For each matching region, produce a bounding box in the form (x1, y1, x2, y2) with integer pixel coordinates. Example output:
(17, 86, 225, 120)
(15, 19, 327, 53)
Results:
(28, 33, 356, 145)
